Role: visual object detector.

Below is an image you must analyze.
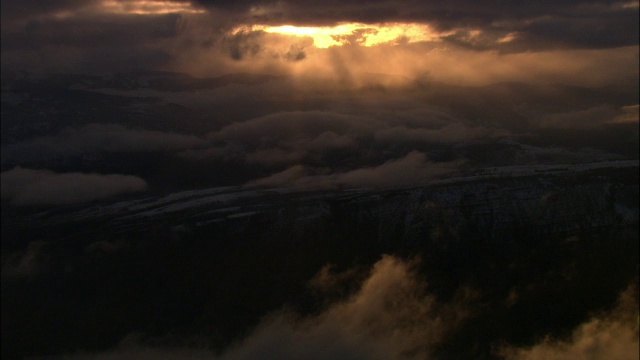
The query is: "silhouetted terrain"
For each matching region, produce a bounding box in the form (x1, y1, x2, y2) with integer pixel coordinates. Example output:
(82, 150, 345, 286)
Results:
(2, 164, 638, 359)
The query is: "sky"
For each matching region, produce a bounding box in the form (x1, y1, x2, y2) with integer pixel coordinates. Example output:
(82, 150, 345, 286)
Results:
(1, 0, 638, 86)
(1, 0, 639, 204)
(1, 2, 639, 358)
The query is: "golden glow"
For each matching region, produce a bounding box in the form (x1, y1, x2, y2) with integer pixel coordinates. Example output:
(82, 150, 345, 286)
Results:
(609, 105, 640, 124)
(236, 23, 440, 48)
(621, 1, 639, 9)
(98, 0, 205, 15)
(497, 32, 518, 43)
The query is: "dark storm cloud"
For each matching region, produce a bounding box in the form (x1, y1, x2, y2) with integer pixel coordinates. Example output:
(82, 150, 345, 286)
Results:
(0, 0, 636, 76)
(222, 30, 264, 60)
(1, 1, 184, 72)
(521, 12, 638, 49)
(196, 0, 619, 23)
(220, 30, 309, 61)
(2, 13, 180, 50)
(0, 167, 147, 205)
(1, 0, 636, 74)
(1, 0, 93, 24)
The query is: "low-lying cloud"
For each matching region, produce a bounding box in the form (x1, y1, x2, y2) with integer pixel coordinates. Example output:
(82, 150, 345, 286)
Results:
(48, 256, 639, 360)
(2, 123, 206, 164)
(1, 167, 147, 206)
(62, 255, 475, 360)
(375, 124, 492, 144)
(196, 110, 487, 170)
(246, 151, 465, 189)
(537, 105, 640, 129)
(210, 111, 378, 146)
(217, 255, 473, 360)
(500, 283, 639, 360)
(203, 110, 376, 166)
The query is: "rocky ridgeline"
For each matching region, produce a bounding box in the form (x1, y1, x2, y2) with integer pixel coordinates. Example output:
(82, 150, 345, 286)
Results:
(249, 177, 636, 245)
(20, 167, 638, 246)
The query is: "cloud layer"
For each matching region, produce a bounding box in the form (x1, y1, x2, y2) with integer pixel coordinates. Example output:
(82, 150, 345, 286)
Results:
(246, 151, 464, 189)
(1, 167, 147, 205)
(2, 123, 206, 164)
(501, 284, 639, 360)
(61, 255, 475, 360)
(196, 0, 639, 51)
(217, 255, 472, 360)
(2, 0, 637, 87)
(55, 256, 639, 360)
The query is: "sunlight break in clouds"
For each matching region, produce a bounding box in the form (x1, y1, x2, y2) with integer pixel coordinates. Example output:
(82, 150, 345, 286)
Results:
(182, 21, 638, 87)
(234, 23, 443, 48)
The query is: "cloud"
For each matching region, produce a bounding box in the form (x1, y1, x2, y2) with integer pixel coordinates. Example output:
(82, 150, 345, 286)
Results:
(177, 144, 246, 161)
(244, 148, 307, 166)
(245, 164, 308, 187)
(1, 167, 147, 206)
(33, 255, 638, 360)
(220, 29, 310, 62)
(1, 6, 182, 72)
(216, 255, 472, 360)
(202, 109, 492, 168)
(210, 111, 378, 145)
(609, 105, 640, 125)
(192, 0, 639, 50)
(240, 130, 356, 166)
(63, 255, 475, 360)
(375, 124, 492, 144)
(2, 123, 206, 164)
(1, 241, 49, 281)
(536, 105, 635, 129)
(307, 131, 357, 150)
(204, 111, 377, 166)
(246, 151, 465, 189)
(2, 0, 637, 82)
(500, 283, 639, 360)
(173, 27, 638, 87)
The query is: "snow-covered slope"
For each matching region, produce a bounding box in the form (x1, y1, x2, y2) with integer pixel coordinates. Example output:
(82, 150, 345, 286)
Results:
(18, 163, 638, 244)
